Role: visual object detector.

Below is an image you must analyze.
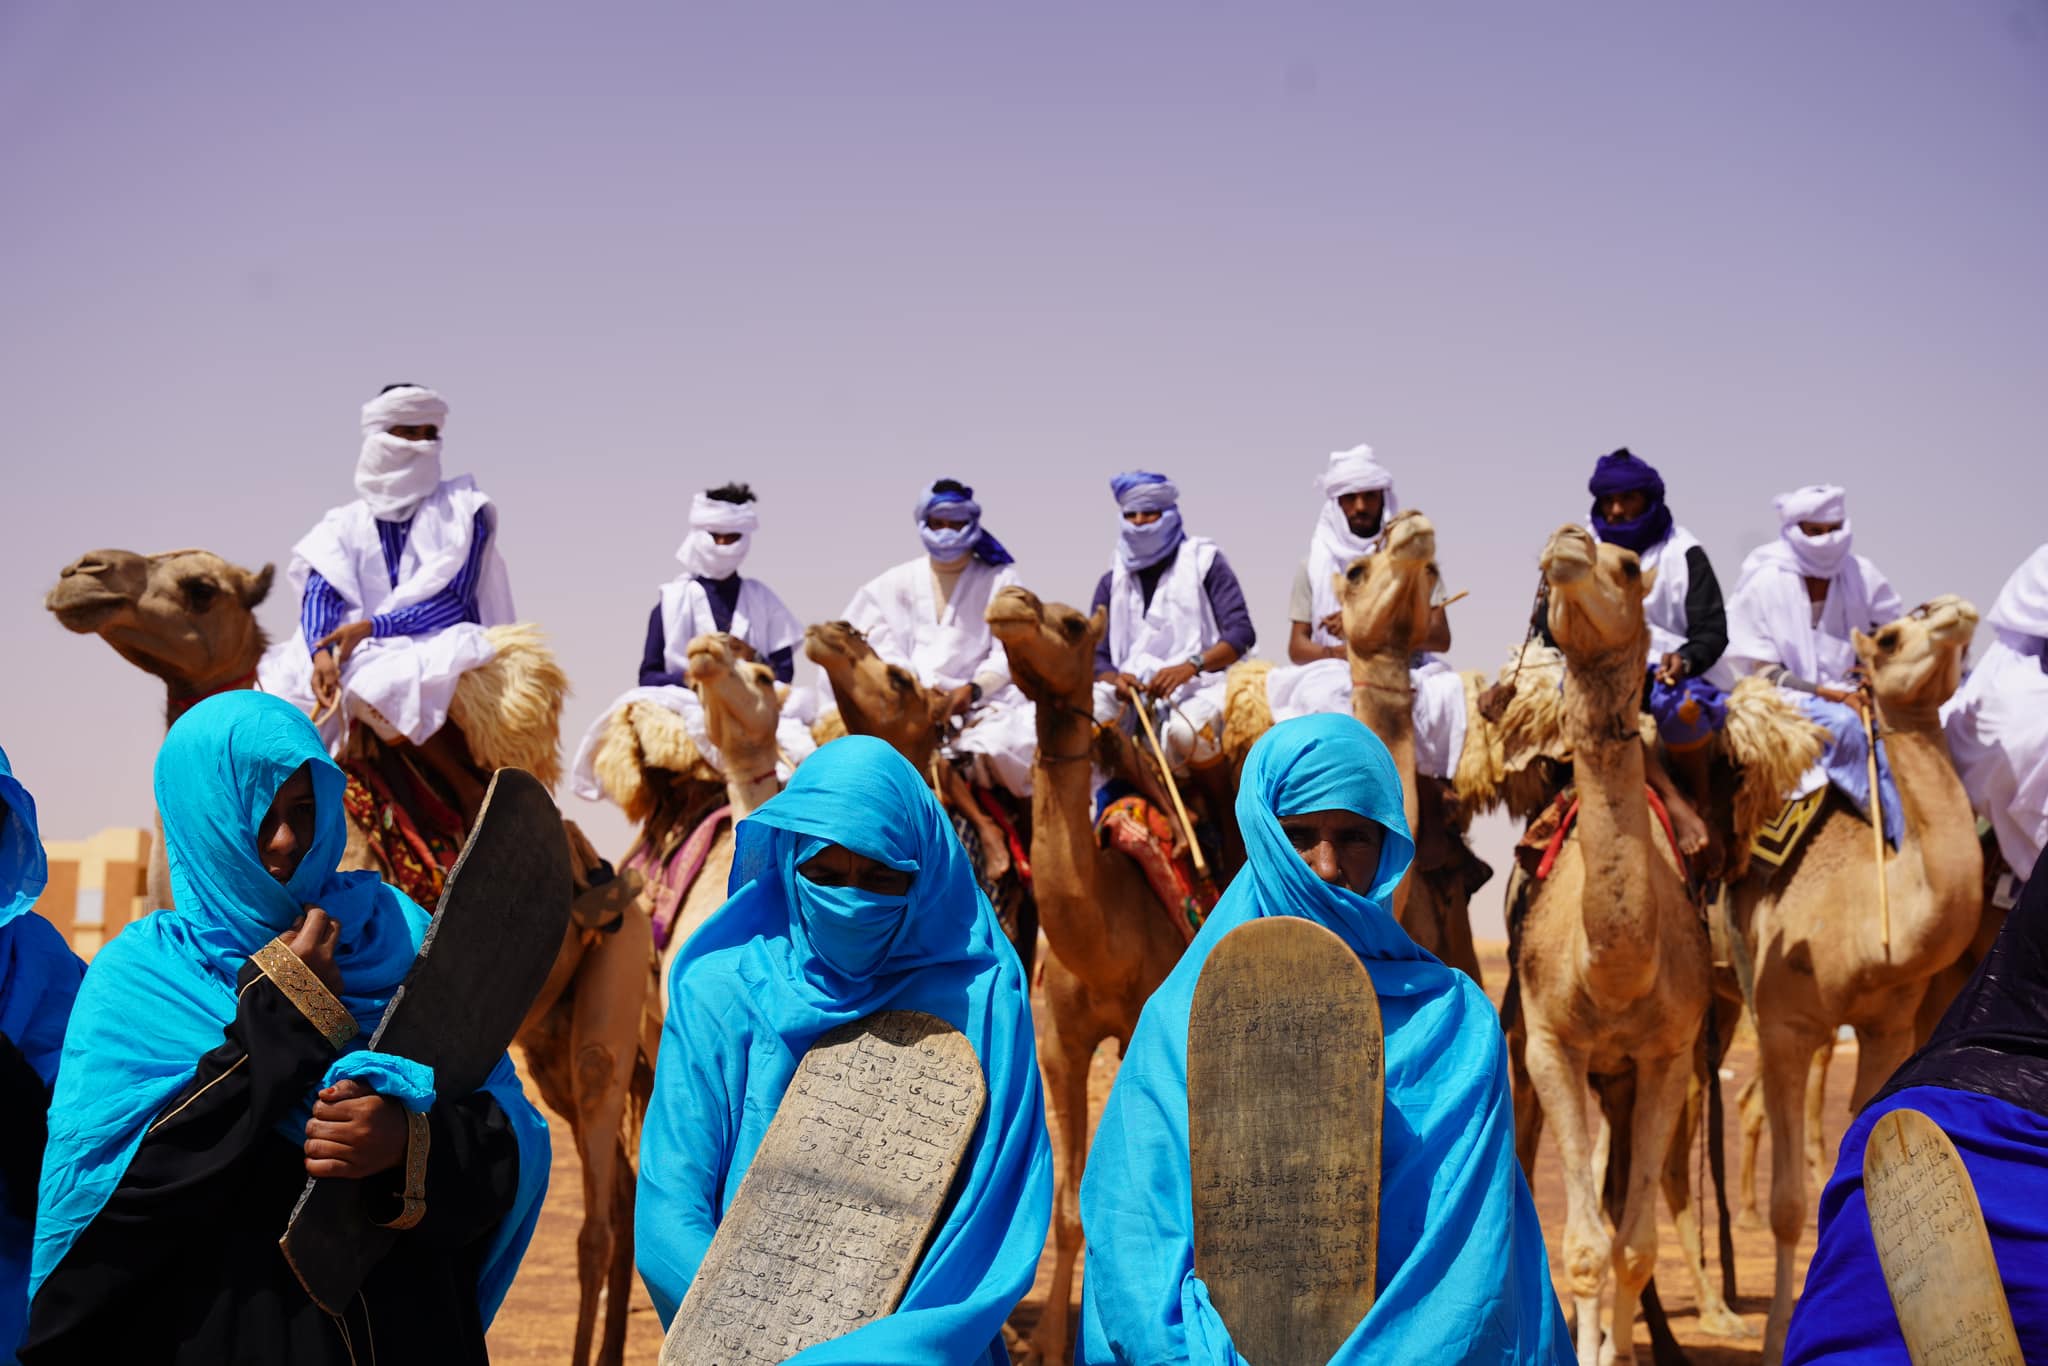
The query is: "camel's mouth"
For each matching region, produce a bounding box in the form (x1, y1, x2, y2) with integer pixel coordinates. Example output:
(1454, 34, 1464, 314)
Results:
(1540, 526, 1596, 585)
(1382, 510, 1436, 563)
(1915, 595, 1979, 649)
(45, 587, 132, 633)
(802, 622, 858, 664)
(984, 587, 1043, 633)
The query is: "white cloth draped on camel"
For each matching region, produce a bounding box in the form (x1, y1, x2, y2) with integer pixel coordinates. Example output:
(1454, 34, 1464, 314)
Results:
(261, 476, 513, 751)
(839, 554, 1037, 797)
(1263, 656, 1468, 780)
(568, 574, 816, 800)
(1092, 534, 1231, 770)
(1943, 544, 2048, 875)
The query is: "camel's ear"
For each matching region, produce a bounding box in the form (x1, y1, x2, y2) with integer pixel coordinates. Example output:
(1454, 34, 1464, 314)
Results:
(1637, 565, 1656, 597)
(1085, 605, 1108, 647)
(240, 563, 275, 609)
(1851, 627, 1874, 659)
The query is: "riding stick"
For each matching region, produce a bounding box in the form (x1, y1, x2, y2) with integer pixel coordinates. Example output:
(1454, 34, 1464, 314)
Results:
(1860, 691, 1891, 955)
(1133, 698, 1210, 880)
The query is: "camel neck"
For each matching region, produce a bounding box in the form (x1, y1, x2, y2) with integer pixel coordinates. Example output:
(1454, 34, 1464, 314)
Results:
(1873, 705, 1982, 955)
(1030, 688, 1118, 963)
(724, 766, 780, 819)
(1565, 658, 1664, 1005)
(164, 658, 265, 725)
(1350, 649, 1420, 911)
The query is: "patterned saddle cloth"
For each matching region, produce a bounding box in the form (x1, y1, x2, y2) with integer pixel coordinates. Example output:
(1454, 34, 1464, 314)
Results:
(1096, 794, 1218, 944)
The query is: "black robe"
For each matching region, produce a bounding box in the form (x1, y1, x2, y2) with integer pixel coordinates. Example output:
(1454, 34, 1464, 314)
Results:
(22, 959, 522, 1366)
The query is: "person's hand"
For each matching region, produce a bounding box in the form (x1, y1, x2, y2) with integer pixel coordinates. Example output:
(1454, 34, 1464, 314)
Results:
(1146, 662, 1199, 700)
(303, 1079, 408, 1179)
(311, 651, 341, 710)
(1318, 610, 1345, 640)
(1815, 684, 1860, 706)
(314, 619, 375, 666)
(1656, 652, 1688, 686)
(1101, 671, 1142, 702)
(942, 683, 976, 722)
(286, 908, 342, 997)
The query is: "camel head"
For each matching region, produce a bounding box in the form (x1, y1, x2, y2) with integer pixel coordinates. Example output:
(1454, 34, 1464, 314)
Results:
(1540, 524, 1650, 667)
(986, 586, 1105, 704)
(686, 632, 781, 766)
(802, 621, 945, 766)
(1337, 509, 1440, 663)
(1855, 595, 1979, 721)
(47, 547, 275, 696)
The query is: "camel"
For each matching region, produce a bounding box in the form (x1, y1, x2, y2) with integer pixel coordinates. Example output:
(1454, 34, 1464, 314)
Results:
(1220, 510, 1486, 981)
(1737, 594, 1982, 1364)
(985, 586, 1187, 1366)
(46, 546, 654, 1366)
(1512, 526, 1715, 1366)
(805, 619, 1037, 974)
(589, 633, 788, 972)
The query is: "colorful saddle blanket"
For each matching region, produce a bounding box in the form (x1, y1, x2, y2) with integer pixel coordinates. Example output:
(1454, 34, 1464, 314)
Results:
(1097, 794, 1217, 944)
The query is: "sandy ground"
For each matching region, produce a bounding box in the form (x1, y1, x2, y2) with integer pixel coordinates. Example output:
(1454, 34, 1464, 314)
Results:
(487, 940, 1846, 1364)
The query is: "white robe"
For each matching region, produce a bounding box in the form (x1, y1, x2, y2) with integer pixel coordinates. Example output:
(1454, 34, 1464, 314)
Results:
(1635, 525, 1737, 688)
(260, 477, 513, 752)
(841, 556, 1036, 797)
(1942, 547, 2048, 877)
(1093, 535, 1232, 769)
(569, 575, 816, 801)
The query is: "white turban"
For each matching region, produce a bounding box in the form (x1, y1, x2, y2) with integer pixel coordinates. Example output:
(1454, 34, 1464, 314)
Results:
(675, 492, 760, 580)
(1305, 445, 1401, 644)
(1990, 544, 2048, 642)
(1772, 484, 1853, 578)
(354, 386, 450, 521)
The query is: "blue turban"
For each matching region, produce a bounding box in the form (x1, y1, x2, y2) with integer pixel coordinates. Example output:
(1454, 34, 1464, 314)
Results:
(915, 481, 1014, 566)
(1587, 448, 1674, 555)
(1078, 714, 1570, 1364)
(636, 736, 1052, 1363)
(1111, 470, 1185, 571)
(1, 748, 84, 1360)
(30, 693, 547, 1323)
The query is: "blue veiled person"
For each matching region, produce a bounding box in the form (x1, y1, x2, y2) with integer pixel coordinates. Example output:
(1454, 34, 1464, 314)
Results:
(636, 735, 1052, 1363)
(0, 749, 85, 1366)
(1784, 843, 2048, 1363)
(1080, 714, 1569, 1365)
(23, 692, 548, 1366)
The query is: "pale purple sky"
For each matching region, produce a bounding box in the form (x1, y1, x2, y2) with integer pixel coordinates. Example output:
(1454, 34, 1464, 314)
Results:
(4, 2, 2043, 931)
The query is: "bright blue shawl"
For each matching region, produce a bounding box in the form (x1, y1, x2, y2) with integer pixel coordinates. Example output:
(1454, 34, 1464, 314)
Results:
(636, 735, 1052, 1364)
(0, 748, 84, 1364)
(1079, 713, 1569, 1364)
(29, 692, 547, 1321)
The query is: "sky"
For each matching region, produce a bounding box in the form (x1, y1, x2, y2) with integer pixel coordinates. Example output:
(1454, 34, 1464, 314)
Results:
(3, 1, 2043, 935)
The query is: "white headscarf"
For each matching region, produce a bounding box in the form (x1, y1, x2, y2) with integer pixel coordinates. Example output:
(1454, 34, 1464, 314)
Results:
(1989, 544, 2048, 643)
(675, 492, 759, 580)
(1304, 445, 1399, 644)
(1772, 484, 1853, 578)
(354, 386, 450, 521)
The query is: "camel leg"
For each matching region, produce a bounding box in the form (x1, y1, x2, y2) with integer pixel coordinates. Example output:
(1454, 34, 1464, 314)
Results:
(1608, 1052, 1693, 1366)
(1662, 1077, 1750, 1338)
(601, 1143, 637, 1366)
(1735, 1073, 1765, 1229)
(1759, 1022, 1826, 1366)
(568, 909, 654, 1366)
(1847, 1018, 1917, 1113)
(1803, 1039, 1835, 1195)
(1522, 1026, 1606, 1366)
(1024, 970, 1099, 1366)
(1505, 999, 1543, 1182)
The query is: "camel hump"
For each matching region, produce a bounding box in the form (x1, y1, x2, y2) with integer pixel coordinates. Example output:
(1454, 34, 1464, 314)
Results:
(1863, 1107, 2022, 1365)
(660, 1011, 985, 1365)
(1189, 916, 1382, 1366)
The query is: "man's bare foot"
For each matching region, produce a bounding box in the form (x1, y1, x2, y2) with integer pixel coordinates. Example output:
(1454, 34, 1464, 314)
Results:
(1669, 796, 1711, 860)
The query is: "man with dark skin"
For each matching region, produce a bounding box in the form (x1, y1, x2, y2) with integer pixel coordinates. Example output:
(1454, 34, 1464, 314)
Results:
(1280, 808, 1386, 893)
(1287, 487, 1451, 665)
(259, 766, 408, 1180)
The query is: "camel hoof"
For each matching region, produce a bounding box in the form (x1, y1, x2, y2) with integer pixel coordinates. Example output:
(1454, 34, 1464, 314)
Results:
(1735, 1205, 1765, 1232)
(1697, 1305, 1756, 1338)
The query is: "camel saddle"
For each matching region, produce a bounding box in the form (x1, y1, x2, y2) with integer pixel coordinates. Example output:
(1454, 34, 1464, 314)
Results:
(1189, 917, 1382, 1366)
(279, 768, 573, 1313)
(1098, 794, 1218, 944)
(660, 1011, 985, 1365)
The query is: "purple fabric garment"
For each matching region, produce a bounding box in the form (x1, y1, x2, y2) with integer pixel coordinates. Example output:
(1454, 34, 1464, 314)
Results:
(638, 581, 795, 687)
(1088, 547, 1256, 676)
(1588, 447, 1675, 554)
(1644, 666, 1727, 749)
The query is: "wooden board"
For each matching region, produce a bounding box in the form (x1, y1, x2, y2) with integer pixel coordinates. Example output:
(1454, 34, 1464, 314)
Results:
(280, 767, 573, 1313)
(660, 1010, 986, 1366)
(1189, 916, 1382, 1366)
(1864, 1107, 2022, 1366)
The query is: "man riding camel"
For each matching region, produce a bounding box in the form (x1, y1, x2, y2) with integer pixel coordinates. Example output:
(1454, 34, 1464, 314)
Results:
(265, 383, 514, 818)
(1725, 483, 1906, 845)
(569, 481, 815, 802)
(1090, 470, 1255, 847)
(1942, 543, 2048, 897)
(840, 479, 1036, 800)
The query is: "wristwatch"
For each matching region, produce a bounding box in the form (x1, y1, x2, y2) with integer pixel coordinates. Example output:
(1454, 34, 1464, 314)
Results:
(1187, 653, 1205, 673)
